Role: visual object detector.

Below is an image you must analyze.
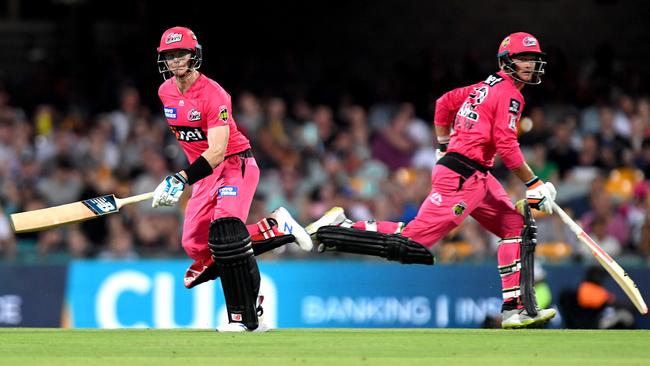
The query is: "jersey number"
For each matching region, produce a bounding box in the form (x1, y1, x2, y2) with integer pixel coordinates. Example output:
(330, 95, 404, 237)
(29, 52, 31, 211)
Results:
(456, 86, 489, 129)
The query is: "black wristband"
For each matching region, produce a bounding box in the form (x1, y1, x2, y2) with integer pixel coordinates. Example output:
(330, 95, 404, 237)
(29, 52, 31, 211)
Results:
(182, 155, 213, 185)
(525, 176, 540, 188)
(439, 143, 448, 152)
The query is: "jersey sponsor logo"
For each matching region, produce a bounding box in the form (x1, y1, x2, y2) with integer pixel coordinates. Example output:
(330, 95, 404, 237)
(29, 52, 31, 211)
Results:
(522, 37, 537, 47)
(509, 99, 521, 114)
(168, 125, 206, 142)
(179, 100, 185, 106)
(219, 105, 229, 122)
(165, 33, 183, 44)
(452, 201, 467, 216)
(483, 74, 504, 86)
(164, 107, 177, 119)
(187, 109, 201, 121)
(430, 191, 442, 206)
(83, 195, 118, 215)
(218, 186, 238, 197)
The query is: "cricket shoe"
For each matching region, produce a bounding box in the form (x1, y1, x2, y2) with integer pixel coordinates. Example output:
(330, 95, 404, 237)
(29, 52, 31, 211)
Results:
(216, 296, 270, 333)
(270, 207, 313, 251)
(305, 207, 349, 249)
(305, 207, 348, 235)
(501, 307, 557, 329)
(216, 322, 270, 333)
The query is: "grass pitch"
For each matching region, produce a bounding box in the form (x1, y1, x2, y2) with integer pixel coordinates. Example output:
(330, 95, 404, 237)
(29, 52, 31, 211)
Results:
(1, 328, 648, 366)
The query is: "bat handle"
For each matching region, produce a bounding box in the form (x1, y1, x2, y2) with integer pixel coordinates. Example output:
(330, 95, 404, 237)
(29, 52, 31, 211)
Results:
(116, 192, 154, 208)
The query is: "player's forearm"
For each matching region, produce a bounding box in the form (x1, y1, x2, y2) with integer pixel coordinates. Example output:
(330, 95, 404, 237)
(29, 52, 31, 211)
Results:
(201, 147, 226, 168)
(435, 125, 450, 145)
(511, 162, 537, 185)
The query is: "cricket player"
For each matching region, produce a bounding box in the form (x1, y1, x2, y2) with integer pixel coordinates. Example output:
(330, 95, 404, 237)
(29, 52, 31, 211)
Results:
(152, 26, 313, 332)
(307, 32, 557, 329)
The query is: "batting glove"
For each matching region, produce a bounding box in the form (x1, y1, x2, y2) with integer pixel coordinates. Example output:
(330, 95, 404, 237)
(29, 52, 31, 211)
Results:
(525, 180, 557, 214)
(152, 173, 187, 207)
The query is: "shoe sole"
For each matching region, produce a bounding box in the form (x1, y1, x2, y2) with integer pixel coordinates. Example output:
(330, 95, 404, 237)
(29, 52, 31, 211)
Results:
(306, 207, 345, 235)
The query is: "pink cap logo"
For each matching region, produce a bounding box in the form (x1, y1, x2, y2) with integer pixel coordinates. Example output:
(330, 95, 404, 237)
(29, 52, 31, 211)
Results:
(523, 37, 537, 47)
(165, 33, 183, 44)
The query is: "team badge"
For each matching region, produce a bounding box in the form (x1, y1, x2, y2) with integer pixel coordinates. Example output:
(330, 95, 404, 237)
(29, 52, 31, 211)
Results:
(452, 202, 467, 216)
(523, 37, 537, 47)
(165, 33, 183, 44)
(219, 105, 229, 122)
(188, 109, 201, 121)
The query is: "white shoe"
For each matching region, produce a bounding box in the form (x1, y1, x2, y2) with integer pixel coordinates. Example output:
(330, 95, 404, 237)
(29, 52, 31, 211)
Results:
(501, 307, 557, 329)
(305, 207, 347, 235)
(216, 322, 248, 332)
(271, 207, 313, 251)
(215, 321, 270, 332)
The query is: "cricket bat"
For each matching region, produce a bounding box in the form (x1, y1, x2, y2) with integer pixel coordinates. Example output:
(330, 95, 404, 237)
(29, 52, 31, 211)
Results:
(10, 192, 154, 233)
(552, 202, 648, 314)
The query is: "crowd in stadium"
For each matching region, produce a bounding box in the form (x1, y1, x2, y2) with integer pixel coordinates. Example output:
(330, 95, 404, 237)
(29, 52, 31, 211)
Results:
(0, 45, 649, 265)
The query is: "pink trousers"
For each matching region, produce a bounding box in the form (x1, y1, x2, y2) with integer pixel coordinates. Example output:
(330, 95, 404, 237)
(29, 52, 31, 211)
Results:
(181, 154, 261, 262)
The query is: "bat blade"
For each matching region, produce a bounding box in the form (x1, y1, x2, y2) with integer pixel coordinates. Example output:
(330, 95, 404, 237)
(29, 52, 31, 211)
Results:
(11, 194, 120, 233)
(552, 202, 648, 314)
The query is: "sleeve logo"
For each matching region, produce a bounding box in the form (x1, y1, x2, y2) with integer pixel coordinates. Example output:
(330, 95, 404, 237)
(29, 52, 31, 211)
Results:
(509, 99, 521, 114)
(219, 106, 229, 122)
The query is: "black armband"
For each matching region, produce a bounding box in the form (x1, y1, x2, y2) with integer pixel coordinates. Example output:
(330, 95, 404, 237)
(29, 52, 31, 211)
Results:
(524, 176, 540, 188)
(181, 155, 213, 185)
(439, 143, 448, 152)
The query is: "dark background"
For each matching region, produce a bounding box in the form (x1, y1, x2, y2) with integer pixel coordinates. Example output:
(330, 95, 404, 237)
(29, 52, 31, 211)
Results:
(0, 0, 648, 119)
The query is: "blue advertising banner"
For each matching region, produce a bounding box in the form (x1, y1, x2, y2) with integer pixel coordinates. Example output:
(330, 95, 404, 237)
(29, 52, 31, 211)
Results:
(66, 260, 650, 329)
(0, 265, 67, 327)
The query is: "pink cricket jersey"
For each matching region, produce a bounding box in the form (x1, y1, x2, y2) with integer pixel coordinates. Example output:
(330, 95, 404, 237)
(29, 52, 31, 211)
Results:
(434, 70, 525, 170)
(158, 73, 251, 163)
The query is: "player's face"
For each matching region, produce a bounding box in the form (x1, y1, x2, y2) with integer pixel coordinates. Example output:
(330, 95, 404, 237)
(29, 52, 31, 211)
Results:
(512, 55, 537, 82)
(163, 49, 192, 76)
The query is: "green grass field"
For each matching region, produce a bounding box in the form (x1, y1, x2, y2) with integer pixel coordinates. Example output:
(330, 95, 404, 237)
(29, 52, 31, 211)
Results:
(1, 328, 649, 366)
